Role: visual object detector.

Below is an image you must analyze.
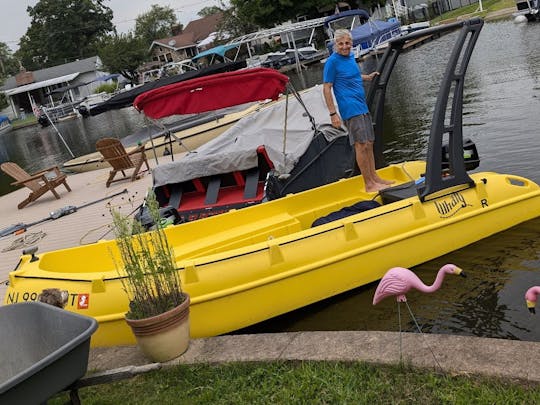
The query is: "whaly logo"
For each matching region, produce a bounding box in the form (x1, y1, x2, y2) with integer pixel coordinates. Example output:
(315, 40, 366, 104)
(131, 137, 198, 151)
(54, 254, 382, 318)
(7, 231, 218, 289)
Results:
(434, 192, 471, 218)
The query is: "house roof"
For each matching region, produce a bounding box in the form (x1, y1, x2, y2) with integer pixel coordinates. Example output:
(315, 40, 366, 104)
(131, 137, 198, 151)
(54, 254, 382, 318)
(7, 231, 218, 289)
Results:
(4, 73, 80, 96)
(183, 13, 222, 43)
(151, 32, 196, 51)
(150, 13, 223, 52)
(0, 56, 102, 91)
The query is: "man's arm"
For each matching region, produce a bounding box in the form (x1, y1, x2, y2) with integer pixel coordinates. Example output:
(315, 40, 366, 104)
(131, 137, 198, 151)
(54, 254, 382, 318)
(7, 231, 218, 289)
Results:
(362, 72, 380, 81)
(323, 82, 337, 114)
(323, 82, 341, 128)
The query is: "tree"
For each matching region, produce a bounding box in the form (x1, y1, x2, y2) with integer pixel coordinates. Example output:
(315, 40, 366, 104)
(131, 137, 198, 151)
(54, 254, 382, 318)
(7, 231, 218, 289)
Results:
(0, 42, 19, 79)
(15, 0, 114, 70)
(198, 6, 223, 17)
(217, 0, 259, 39)
(134, 4, 177, 47)
(225, 0, 337, 30)
(98, 33, 148, 84)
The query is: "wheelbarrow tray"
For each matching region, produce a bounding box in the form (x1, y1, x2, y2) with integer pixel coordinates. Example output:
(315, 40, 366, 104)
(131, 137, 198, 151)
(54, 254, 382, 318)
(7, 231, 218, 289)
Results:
(0, 301, 97, 404)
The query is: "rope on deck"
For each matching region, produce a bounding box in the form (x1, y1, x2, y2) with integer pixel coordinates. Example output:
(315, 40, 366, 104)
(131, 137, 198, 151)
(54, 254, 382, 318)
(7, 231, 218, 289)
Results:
(1, 231, 46, 252)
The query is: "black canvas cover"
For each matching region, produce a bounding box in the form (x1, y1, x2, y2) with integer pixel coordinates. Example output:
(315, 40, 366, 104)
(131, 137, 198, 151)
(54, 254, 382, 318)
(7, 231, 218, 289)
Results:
(265, 125, 355, 200)
(89, 61, 247, 116)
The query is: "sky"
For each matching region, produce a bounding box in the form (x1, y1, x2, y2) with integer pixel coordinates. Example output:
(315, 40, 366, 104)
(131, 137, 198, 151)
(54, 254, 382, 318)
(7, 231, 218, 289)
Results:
(0, 0, 223, 52)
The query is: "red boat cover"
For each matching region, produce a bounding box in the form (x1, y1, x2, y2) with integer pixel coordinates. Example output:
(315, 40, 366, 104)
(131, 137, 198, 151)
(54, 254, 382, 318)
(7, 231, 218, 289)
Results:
(133, 68, 289, 119)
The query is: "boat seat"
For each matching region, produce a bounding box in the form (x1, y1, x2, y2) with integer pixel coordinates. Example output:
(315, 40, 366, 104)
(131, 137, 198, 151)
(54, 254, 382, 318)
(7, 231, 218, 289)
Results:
(243, 168, 260, 199)
(379, 181, 418, 204)
(167, 183, 183, 209)
(205, 176, 221, 205)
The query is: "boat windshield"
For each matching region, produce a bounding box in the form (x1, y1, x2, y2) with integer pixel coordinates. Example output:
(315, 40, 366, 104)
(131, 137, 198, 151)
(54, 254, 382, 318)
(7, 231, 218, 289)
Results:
(327, 14, 368, 33)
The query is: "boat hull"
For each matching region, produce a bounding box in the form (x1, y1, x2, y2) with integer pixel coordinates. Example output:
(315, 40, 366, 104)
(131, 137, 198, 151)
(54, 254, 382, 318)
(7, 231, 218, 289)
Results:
(4, 162, 540, 346)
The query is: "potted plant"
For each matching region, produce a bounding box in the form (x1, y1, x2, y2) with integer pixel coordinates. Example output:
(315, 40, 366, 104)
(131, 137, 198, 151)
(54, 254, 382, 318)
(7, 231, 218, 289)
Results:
(110, 190, 189, 362)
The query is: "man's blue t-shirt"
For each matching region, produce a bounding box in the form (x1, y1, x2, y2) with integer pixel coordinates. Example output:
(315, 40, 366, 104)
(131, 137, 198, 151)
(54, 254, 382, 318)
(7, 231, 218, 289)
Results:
(323, 52, 368, 120)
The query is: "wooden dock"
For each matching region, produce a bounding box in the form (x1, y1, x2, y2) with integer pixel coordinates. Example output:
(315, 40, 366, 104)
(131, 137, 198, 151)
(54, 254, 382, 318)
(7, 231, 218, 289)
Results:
(0, 159, 166, 301)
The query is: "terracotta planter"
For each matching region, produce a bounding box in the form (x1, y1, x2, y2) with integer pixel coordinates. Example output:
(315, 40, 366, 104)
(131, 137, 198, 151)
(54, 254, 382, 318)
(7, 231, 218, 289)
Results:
(125, 293, 190, 362)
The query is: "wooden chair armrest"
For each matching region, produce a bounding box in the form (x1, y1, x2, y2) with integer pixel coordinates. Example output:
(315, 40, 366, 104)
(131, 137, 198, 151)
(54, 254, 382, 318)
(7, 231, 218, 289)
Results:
(11, 168, 63, 186)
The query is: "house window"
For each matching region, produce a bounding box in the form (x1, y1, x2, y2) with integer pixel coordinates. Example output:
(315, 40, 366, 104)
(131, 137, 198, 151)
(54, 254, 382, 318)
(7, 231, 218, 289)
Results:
(166, 53, 173, 62)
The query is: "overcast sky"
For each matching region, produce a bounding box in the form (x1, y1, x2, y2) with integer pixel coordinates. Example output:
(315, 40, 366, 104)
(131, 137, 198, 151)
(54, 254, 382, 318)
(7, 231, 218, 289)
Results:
(0, 0, 222, 52)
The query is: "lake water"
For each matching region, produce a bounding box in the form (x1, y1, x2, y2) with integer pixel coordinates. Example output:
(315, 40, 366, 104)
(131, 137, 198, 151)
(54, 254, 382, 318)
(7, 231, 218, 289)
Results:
(1, 19, 539, 341)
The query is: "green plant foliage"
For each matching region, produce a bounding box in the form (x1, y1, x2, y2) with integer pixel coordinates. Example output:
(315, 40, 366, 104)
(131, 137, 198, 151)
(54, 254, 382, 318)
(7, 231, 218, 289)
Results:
(98, 33, 148, 84)
(134, 4, 178, 47)
(49, 361, 540, 404)
(110, 190, 184, 320)
(15, 0, 114, 70)
(94, 82, 118, 94)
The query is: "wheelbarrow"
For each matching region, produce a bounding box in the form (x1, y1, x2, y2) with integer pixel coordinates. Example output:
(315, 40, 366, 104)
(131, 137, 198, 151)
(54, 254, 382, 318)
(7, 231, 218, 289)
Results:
(0, 301, 97, 404)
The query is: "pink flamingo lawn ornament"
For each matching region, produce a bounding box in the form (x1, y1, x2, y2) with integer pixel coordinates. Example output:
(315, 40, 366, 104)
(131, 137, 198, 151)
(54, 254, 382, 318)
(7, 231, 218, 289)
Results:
(373, 264, 465, 305)
(372, 264, 466, 364)
(525, 286, 540, 314)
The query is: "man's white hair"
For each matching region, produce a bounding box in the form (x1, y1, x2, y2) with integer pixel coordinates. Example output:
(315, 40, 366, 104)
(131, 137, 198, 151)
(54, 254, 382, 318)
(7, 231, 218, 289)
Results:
(333, 29, 352, 52)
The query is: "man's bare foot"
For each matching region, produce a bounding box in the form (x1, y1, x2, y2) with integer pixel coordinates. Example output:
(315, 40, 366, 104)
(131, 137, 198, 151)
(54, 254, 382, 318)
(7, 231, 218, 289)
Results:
(365, 182, 389, 193)
(376, 177, 395, 186)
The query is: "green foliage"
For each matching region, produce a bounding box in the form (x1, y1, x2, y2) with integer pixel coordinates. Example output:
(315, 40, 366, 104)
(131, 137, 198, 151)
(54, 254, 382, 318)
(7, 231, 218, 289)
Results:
(98, 33, 148, 84)
(198, 6, 223, 17)
(0, 42, 19, 79)
(134, 4, 177, 47)
(110, 190, 183, 320)
(15, 0, 114, 70)
(0, 93, 8, 110)
(94, 82, 117, 94)
(50, 361, 540, 404)
(226, 0, 337, 30)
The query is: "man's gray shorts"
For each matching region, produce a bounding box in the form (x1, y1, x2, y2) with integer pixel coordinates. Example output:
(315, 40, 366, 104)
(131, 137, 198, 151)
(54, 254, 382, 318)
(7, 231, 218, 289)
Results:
(344, 113, 375, 145)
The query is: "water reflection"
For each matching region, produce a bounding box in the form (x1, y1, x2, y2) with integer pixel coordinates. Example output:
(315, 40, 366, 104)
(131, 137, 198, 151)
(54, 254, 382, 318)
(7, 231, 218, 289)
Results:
(238, 217, 540, 341)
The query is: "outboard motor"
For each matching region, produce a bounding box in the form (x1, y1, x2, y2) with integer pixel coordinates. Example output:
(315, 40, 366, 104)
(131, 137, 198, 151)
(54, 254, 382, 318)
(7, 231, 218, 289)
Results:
(442, 138, 480, 172)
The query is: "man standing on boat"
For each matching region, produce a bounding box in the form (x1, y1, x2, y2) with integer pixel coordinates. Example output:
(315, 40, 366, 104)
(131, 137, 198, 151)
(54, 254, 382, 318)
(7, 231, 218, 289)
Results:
(323, 28, 392, 192)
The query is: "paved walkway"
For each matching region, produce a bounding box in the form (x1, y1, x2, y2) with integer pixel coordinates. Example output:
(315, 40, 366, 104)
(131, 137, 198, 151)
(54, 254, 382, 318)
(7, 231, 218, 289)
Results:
(88, 331, 540, 382)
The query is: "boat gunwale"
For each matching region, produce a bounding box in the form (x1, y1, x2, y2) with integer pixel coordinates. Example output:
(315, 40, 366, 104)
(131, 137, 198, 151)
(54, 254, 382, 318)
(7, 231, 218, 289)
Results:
(11, 172, 540, 287)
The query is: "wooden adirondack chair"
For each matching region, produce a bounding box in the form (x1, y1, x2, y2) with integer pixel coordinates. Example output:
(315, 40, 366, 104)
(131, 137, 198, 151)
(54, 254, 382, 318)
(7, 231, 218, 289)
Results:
(1, 162, 72, 209)
(95, 138, 150, 187)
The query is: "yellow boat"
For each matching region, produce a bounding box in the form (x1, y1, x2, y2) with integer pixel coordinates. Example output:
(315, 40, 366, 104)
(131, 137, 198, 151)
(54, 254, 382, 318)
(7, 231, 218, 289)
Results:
(5, 19, 539, 347)
(4, 161, 540, 346)
(62, 103, 263, 173)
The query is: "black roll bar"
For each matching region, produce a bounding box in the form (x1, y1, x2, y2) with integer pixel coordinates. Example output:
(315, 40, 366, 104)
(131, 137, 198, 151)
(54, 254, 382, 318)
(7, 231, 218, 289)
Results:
(366, 18, 484, 201)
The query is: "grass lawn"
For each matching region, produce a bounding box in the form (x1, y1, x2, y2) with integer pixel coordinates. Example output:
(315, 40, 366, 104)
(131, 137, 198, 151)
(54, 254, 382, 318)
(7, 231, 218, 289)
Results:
(10, 115, 37, 128)
(49, 361, 540, 404)
(430, 0, 516, 23)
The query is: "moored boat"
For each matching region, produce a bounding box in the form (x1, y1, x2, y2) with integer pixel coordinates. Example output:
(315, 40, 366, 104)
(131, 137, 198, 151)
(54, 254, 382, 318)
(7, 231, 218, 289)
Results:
(61, 102, 264, 173)
(0, 115, 12, 135)
(136, 68, 353, 223)
(4, 19, 540, 348)
(513, 0, 539, 21)
(324, 9, 402, 58)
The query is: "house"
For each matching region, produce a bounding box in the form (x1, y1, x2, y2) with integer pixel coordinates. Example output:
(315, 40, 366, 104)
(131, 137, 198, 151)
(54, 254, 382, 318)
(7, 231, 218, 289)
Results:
(148, 13, 223, 66)
(0, 56, 118, 119)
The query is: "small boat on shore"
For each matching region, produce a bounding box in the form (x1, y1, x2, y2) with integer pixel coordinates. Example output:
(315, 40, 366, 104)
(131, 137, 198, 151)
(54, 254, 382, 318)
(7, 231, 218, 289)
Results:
(4, 19, 540, 347)
(513, 0, 539, 21)
(0, 115, 12, 135)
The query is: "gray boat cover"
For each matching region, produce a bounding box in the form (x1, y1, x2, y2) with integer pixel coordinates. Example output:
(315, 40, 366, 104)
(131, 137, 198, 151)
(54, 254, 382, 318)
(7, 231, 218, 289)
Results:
(152, 85, 343, 188)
